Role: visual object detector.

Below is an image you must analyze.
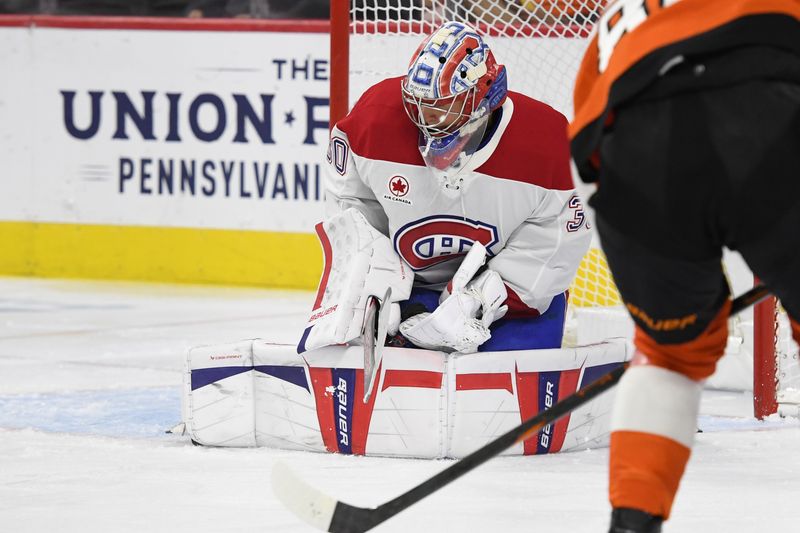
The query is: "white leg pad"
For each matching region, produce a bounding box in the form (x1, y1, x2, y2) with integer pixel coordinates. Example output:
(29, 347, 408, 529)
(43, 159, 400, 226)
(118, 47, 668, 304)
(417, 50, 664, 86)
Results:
(183, 340, 258, 447)
(184, 339, 632, 457)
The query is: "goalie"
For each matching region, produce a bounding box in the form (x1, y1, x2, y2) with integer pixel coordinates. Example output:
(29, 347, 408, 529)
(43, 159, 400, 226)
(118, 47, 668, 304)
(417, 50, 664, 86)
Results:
(182, 21, 629, 460)
(299, 21, 592, 356)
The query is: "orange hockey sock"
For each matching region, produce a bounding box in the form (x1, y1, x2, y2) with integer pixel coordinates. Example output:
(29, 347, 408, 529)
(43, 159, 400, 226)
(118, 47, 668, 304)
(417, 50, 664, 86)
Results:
(610, 430, 691, 519)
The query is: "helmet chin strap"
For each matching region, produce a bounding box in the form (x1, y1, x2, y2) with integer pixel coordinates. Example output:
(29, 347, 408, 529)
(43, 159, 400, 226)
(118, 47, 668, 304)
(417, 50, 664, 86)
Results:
(420, 136, 433, 158)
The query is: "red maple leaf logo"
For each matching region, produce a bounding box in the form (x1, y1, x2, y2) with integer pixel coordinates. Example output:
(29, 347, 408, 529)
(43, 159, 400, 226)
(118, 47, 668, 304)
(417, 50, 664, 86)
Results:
(390, 177, 408, 196)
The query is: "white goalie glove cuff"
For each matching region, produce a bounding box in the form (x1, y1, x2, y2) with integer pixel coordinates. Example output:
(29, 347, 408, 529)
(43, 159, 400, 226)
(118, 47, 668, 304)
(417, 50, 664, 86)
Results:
(467, 269, 509, 327)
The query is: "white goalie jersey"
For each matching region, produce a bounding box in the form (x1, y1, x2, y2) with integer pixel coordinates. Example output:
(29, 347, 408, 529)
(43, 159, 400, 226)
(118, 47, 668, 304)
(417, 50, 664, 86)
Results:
(326, 77, 592, 316)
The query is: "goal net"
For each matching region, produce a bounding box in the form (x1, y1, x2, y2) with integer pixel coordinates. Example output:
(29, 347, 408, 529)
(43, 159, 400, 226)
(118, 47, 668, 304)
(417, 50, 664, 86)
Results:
(330, 0, 799, 418)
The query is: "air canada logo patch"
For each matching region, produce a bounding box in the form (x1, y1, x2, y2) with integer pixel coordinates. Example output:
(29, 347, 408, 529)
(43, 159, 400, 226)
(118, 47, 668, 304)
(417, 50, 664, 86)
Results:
(389, 176, 409, 197)
(383, 175, 413, 205)
(394, 215, 499, 271)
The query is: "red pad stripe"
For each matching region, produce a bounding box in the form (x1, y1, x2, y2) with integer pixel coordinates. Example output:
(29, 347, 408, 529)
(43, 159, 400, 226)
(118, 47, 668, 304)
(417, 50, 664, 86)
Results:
(382, 369, 443, 391)
(515, 367, 540, 455)
(548, 368, 582, 453)
(350, 365, 380, 455)
(308, 367, 338, 453)
(457, 373, 513, 394)
(311, 222, 333, 311)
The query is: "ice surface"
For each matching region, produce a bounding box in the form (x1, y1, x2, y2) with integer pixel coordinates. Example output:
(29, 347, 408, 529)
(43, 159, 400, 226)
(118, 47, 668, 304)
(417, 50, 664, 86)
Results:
(0, 277, 798, 532)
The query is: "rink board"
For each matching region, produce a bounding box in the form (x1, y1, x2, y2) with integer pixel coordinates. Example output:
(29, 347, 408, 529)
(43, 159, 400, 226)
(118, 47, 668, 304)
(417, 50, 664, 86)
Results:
(0, 17, 330, 288)
(0, 16, 567, 288)
(0, 220, 320, 288)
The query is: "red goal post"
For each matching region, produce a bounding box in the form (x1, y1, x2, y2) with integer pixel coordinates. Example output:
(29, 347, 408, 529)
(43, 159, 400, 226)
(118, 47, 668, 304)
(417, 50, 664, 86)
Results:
(328, 0, 797, 419)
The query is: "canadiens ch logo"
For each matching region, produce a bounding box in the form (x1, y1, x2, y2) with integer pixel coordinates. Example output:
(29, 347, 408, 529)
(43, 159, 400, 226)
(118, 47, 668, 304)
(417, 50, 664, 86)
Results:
(383, 175, 413, 205)
(394, 215, 499, 271)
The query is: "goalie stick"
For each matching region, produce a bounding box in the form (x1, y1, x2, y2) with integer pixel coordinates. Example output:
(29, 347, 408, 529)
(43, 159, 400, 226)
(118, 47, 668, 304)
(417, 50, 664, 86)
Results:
(361, 287, 392, 403)
(273, 284, 770, 533)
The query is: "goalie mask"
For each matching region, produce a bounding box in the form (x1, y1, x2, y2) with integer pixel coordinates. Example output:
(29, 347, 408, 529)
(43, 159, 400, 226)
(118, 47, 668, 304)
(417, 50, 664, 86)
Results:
(402, 21, 507, 183)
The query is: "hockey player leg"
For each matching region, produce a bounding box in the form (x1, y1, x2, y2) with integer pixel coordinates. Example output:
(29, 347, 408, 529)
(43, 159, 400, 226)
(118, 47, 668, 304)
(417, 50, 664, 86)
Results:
(608, 365, 696, 532)
(608, 300, 731, 531)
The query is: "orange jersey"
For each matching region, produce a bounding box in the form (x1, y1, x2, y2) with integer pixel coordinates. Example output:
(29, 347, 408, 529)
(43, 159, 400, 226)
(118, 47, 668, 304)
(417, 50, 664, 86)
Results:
(569, 0, 800, 182)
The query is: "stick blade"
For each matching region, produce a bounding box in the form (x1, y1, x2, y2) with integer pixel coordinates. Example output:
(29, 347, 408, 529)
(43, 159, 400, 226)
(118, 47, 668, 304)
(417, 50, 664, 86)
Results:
(271, 461, 337, 531)
(364, 287, 391, 403)
(272, 461, 380, 533)
(361, 295, 379, 403)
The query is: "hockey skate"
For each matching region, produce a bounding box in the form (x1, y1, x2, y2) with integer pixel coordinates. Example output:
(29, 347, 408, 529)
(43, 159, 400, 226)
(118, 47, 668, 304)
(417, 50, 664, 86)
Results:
(609, 508, 663, 533)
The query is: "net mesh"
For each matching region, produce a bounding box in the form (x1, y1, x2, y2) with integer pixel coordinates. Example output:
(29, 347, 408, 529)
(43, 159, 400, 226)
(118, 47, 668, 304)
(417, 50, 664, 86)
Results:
(344, 0, 797, 412)
(349, 0, 606, 119)
(569, 247, 621, 308)
(776, 304, 800, 409)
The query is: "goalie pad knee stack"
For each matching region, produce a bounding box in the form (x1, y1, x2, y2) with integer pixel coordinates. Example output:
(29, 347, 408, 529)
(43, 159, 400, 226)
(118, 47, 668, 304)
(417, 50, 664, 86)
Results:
(183, 340, 631, 457)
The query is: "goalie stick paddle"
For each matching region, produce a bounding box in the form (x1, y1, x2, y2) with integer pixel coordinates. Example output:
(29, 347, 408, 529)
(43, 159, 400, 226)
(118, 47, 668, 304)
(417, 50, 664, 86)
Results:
(361, 287, 392, 403)
(273, 284, 770, 533)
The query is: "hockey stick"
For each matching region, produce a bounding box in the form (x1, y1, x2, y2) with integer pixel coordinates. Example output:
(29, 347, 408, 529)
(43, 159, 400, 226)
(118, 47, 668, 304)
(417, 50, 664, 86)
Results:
(361, 287, 392, 403)
(273, 284, 770, 533)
